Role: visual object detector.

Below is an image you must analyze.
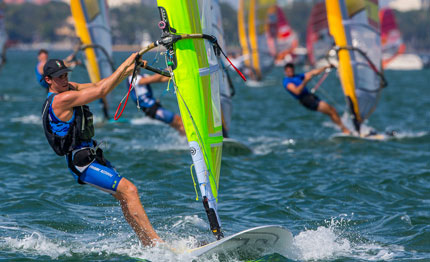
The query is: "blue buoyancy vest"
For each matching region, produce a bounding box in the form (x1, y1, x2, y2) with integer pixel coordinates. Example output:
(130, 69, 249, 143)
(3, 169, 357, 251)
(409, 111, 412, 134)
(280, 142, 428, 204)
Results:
(42, 93, 94, 156)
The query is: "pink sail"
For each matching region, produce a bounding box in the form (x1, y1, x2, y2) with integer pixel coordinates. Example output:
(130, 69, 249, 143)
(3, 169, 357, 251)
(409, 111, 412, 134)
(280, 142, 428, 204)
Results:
(266, 5, 298, 64)
(380, 8, 406, 68)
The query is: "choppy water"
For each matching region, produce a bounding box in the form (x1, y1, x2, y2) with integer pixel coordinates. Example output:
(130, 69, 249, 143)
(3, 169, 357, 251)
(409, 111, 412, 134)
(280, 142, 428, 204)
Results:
(0, 50, 429, 261)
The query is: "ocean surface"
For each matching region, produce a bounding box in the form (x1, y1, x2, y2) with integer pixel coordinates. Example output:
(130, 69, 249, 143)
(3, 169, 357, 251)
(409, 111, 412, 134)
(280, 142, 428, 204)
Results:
(0, 50, 429, 262)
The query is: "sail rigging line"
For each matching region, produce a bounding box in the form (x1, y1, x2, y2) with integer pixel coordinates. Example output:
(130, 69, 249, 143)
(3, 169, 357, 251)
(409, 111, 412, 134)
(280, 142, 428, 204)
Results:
(309, 68, 344, 111)
(113, 33, 246, 121)
(315, 83, 344, 111)
(189, 164, 199, 201)
(113, 61, 170, 120)
(220, 60, 236, 97)
(333, 45, 388, 88)
(311, 67, 332, 94)
(113, 57, 140, 120)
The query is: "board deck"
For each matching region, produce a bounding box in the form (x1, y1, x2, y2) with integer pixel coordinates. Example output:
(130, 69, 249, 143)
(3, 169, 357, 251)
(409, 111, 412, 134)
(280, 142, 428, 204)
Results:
(331, 132, 394, 141)
(187, 225, 293, 259)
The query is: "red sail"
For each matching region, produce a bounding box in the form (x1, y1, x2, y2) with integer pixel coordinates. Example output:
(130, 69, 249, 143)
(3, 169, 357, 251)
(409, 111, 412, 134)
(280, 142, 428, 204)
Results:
(380, 8, 406, 68)
(266, 6, 298, 64)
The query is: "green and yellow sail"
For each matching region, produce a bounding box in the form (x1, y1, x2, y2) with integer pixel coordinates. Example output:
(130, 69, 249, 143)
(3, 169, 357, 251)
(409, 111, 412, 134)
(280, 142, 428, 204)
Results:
(157, 0, 224, 239)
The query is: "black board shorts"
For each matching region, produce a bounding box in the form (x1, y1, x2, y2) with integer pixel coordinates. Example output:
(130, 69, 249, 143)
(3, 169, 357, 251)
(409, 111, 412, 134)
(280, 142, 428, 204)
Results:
(299, 93, 321, 111)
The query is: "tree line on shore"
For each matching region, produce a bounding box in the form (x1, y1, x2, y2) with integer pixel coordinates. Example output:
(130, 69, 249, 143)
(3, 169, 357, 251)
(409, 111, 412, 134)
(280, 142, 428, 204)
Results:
(3, 1, 429, 53)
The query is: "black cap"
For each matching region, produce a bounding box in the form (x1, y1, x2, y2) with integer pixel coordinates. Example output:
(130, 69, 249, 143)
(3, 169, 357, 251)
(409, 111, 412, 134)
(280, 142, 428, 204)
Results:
(43, 59, 71, 78)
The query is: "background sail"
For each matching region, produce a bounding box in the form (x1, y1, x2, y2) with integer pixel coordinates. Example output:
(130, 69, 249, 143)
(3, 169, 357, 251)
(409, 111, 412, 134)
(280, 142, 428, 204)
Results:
(267, 5, 298, 65)
(326, 0, 383, 131)
(238, 0, 277, 80)
(306, 1, 332, 66)
(207, 0, 234, 135)
(70, 0, 113, 83)
(0, 1, 7, 68)
(379, 7, 406, 68)
(157, 0, 224, 237)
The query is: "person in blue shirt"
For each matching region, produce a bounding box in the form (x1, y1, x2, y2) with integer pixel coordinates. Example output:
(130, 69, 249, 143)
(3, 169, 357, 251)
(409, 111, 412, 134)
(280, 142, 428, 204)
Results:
(36, 49, 81, 89)
(36, 49, 50, 88)
(283, 63, 350, 134)
(128, 69, 185, 135)
(41, 54, 162, 246)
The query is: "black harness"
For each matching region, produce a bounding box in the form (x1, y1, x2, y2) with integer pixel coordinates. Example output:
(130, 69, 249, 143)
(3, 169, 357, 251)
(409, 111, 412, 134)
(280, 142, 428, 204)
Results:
(142, 101, 162, 119)
(66, 144, 108, 184)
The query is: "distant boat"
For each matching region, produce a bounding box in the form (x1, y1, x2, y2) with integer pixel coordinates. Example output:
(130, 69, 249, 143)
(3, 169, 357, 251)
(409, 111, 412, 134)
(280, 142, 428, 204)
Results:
(266, 5, 299, 66)
(380, 7, 423, 70)
(326, 0, 387, 134)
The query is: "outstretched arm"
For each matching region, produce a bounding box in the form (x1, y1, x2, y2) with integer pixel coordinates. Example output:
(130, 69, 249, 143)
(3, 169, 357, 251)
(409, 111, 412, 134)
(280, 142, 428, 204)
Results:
(137, 74, 170, 85)
(56, 53, 145, 108)
(305, 65, 331, 79)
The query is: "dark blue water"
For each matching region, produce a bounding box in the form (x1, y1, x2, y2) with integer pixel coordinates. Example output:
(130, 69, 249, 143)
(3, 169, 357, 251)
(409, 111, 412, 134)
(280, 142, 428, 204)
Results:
(0, 50, 429, 261)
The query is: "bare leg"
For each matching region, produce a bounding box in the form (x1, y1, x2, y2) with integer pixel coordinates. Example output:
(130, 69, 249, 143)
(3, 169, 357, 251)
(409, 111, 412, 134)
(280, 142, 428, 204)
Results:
(170, 114, 185, 136)
(113, 178, 162, 246)
(317, 101, 350, 134)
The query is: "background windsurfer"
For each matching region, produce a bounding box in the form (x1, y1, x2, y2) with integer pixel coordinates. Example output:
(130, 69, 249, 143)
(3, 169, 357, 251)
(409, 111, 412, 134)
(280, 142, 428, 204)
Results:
(127, 69, 185, 135)
(283, 63, 350, 134)
(35, 48, 81, 89)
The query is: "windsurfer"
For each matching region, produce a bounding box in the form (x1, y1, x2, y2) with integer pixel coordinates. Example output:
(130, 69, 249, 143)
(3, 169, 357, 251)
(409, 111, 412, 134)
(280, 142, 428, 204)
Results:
(41, 53, 162, 246)
(36, 48, 81, 89)
(283, 63, 350, 134)
(128, 69, 185, 135)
